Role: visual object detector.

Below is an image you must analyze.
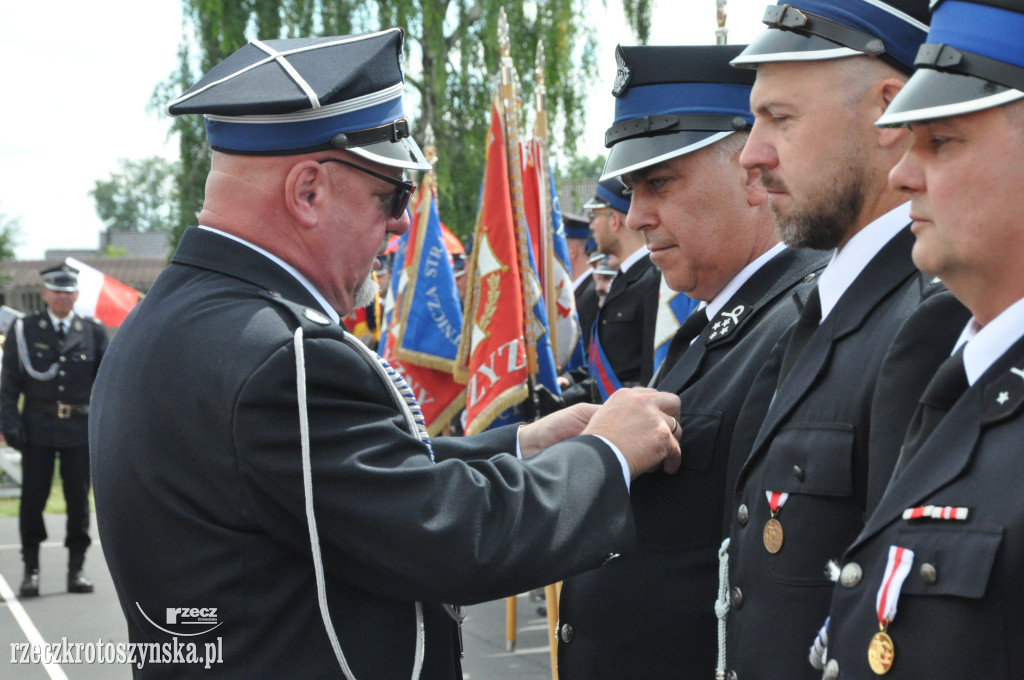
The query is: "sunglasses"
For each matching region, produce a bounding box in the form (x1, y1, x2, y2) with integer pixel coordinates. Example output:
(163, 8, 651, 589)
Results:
(318, 157, 416, 219)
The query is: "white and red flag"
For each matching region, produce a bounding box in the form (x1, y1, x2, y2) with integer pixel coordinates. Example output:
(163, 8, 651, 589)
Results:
(66, 257, 139, 327)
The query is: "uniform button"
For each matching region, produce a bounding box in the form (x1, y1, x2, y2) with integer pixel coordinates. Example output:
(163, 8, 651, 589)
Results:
(559, 623, 574, 644)
(840, 562, 862, 588)
(59, 371, 66, 377)
(60, 356, 67, 363)
(823, 658, 839, 680)
(803, 273, 816, 283)
(58, 385, 65, 392)
(730, 587, 744, 609)
(726, 671, 738, 680)
(792, 465, 805, 481)
(737, 504, 749, 527)
(920, 563, 938, 584)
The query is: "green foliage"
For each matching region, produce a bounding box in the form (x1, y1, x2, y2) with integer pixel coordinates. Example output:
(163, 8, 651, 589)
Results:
(89, 157, 180, 233)
(555, 152, 607, 182)
(89, 156, 180, 233)
(0, 207, 20, 262)
(159, 0, 652, 247)
(102, 245, 129, 258)
(622, 0, 652, 44)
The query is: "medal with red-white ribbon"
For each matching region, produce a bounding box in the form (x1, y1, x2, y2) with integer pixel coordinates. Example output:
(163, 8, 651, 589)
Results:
(869, 545, 915, 675)
(763, 491, 788, 553)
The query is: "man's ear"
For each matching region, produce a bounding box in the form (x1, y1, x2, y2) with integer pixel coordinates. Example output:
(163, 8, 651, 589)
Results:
(876, 77, 910, 149)
(285, 161, 325, 228)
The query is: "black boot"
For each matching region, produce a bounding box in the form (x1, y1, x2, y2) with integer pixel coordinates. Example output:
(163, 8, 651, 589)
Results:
(20, 546, 40, 597)
(67, 551, 94, 594)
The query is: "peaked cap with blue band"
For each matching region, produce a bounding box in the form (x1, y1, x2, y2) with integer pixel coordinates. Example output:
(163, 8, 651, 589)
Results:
(167, 29, 430, 171)
(876, 0, 1024, 125)
(731, 0, 930, 74)
(583, 178, 632, 214)
(562, 213, 592, 241)
(600, 44, 755, 181)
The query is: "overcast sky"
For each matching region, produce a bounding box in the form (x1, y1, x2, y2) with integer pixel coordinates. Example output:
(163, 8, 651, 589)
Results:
(0, 0, 765, 261)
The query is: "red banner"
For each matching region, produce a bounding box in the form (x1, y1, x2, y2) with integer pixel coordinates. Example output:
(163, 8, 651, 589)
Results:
(454, 100, 530, 434)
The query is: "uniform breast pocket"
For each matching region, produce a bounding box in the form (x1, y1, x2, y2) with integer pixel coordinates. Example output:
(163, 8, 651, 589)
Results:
(761, 423, 859, 585)
(896, 526, 1002, 599)
(603, 305, 636, 326)
(678, 410, 722, 472)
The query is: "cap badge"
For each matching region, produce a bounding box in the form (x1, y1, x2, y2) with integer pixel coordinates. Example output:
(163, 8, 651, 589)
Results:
(612, 46, 632, 97)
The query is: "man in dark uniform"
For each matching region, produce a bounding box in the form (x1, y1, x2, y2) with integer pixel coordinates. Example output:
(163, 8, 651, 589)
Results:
(89, 31, 683, 679)
(820, 3, 1024, 677)
(563, 213, 598, 352)
(718, 2, 970, 678)
(584, 178, 660, 398)
(0, 264, 107, 597)
(556, 44, 829, 679)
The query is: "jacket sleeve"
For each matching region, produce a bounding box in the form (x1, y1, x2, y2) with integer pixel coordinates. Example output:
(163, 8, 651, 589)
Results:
(232, 333, 635, 606)
(0, 327, 24, 433)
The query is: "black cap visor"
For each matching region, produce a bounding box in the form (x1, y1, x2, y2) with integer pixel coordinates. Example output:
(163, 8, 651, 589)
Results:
(601, 130, 734, 181)
(876, 68, 1024, 126)
(731, 28, 861, 68)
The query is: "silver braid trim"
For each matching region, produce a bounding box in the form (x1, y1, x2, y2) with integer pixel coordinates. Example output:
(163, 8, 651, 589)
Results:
(294, 326, 426, 680)
(715, 537, 731, 679)
(15, 319, 59, 381)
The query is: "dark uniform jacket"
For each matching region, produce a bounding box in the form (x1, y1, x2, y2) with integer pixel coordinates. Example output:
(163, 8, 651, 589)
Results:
(595, 252, 660, 388)
(723, 226, 970, 680)
(557, 247, 828, 679)
(90, 228, 636, 680)
(824, 332, 1024, 680)
(574, 273, 599, 353)
(0, 310, 107, 448)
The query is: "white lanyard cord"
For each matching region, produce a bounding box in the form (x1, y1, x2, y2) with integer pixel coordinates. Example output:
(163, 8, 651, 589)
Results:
(294, 326, 426, 680)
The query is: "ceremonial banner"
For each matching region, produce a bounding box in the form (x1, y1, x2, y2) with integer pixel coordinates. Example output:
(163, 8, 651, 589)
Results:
(535, 139, 584, 373)
(454, 100, 531, 435)
(653, 273, 700, 374)
(66, 257, 139, 328)
(380, 181, 466, 435)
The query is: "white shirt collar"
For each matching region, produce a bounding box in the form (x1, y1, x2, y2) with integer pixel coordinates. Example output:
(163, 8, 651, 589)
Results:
(48, 309, 75, 328)
(573, 268, 593, 291)
(199, 226, 340, 324)
(617, 245, 650, 275)
(702, 242, 788, 323)
(953, 295, 1024, 386)
(816, 202, 910, 322)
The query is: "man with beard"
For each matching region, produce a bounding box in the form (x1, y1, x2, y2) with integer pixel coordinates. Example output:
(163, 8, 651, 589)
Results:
(717, 2, 970, 679)
(88, 31, 684, 679)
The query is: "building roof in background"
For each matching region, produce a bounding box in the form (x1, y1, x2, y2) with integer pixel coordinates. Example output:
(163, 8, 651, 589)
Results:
(1, 257, 165, 291)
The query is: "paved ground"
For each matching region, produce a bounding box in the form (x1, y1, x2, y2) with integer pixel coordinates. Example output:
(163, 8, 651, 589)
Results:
(0, 513, 557, 679)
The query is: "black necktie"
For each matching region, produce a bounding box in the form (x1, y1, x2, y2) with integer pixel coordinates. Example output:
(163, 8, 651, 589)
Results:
(661, 308, 709, 374)
(56, 321, 67, 343)
(896, 347, 968, 474)
(777, 286, 821, 387)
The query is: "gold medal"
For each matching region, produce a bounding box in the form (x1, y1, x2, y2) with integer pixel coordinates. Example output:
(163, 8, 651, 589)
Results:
(867, 630, 895, 674)
(763, 517, 783, 553)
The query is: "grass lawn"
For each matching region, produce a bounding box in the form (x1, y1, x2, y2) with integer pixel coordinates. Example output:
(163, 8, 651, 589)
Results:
(0, 466, 95, 518)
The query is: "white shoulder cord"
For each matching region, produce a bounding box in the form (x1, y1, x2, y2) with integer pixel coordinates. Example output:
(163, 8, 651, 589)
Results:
(715, 537, 731, 680)
(15, 318, 59, 381)
(293, 326, 426, 680)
